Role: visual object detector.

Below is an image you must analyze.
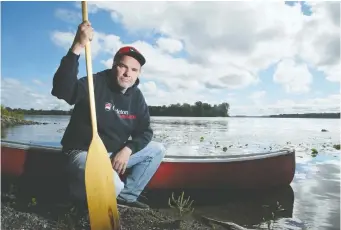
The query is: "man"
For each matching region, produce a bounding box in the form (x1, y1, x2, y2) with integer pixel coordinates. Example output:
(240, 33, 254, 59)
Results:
(51, 21, 166, 209)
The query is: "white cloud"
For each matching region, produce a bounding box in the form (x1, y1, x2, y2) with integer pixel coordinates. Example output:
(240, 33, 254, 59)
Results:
(46, 1, 340, 116)
(231, 94, 340, 116)
(1, 78, 72, 111)
(249, 91, 267, 105)
(156, 37, 183, 54)
(50, 31, 75, 52)
(32, 79, 45, 86)
(139, 81, 157, 94)
(273, 59, 313, 93)
(53, 2, 340, 89)
(295, 2, 340, 82)
(87, 2, 297, 71)
(54, 8, 81, 24)
(50, 30, 122, 59)
(1, 76, 339, 116)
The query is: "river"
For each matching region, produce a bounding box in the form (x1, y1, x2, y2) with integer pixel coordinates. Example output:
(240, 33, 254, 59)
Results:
(2, 115, 340, 230)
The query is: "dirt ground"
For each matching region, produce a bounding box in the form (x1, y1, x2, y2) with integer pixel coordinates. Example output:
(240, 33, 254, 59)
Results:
(1, 189, 227, 230)
(1, 174, 255, 230)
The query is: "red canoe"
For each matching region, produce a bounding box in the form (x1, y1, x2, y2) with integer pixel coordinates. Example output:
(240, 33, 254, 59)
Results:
(1, 140, 295, 190)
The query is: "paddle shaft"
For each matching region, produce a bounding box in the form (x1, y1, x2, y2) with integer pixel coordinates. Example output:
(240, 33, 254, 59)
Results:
(81, 2, 120, 230)
(82, 1, 98, 134)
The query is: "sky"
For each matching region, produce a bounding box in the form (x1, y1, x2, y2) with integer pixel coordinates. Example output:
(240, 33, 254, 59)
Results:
(1, 1, 340, 116)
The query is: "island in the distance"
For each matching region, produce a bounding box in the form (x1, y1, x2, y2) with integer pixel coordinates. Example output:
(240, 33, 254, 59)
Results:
(234, 113, 340, 119)
(1, 102, 340, 119)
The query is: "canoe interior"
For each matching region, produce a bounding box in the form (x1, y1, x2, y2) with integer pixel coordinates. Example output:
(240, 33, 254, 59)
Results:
(1, 140, 296, 198)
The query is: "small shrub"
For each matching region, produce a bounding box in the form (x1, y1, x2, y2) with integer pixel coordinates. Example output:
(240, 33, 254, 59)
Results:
(168, 191, 194, 217)
(333, 144, 340, 150)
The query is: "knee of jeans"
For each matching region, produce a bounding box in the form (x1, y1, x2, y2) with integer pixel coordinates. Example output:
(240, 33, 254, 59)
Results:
(151, 141, 166, 158)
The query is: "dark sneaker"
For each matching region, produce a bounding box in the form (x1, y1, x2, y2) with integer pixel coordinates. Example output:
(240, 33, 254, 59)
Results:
(117, 197, 150, 210)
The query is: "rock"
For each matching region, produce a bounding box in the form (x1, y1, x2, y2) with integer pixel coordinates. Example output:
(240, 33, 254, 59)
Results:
(1, 186, 213, 230)
(321, 129, 328, 132)
(1, 115, 48, 128)
(201, 215, 251, 230)
(1, 201, 213, 230)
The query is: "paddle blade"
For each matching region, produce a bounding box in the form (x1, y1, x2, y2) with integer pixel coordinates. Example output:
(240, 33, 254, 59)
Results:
(85, 134, 120, 230)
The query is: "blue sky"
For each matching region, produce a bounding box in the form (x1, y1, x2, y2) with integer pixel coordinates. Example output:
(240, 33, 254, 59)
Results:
(1, 1, 340, 115)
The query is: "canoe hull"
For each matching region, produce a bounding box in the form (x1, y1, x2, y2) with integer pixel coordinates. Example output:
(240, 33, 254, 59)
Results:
(147, 155, 295, 189)
(1, 141, 296, 190)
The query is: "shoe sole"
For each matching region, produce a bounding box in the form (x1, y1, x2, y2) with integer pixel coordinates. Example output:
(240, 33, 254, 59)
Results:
(117, 203, 150, 210)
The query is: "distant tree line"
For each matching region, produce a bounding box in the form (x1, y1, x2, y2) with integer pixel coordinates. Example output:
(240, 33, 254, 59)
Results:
(2, 101, 230, 117)
(1, 105, 24, 119)
(269, 113, 340, 119)
(149, 102, 230, 117)
(3, 108, 71, 116)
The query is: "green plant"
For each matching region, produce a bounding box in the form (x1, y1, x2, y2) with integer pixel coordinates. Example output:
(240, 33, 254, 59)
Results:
(1, 105, 24, 120)
(28, 197, 37, 207)
(168, 191, 194, 217)
(260, 201, 286, 230)
(311, 148, 318, 157)
(333, 144, 340, 150)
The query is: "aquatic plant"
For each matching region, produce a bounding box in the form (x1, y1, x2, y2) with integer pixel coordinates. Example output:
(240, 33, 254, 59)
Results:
(311, 148, 318, 157)
(28, 197, 37, 207)
(260, 201, 286, 230)
(168, 191, 194, 217)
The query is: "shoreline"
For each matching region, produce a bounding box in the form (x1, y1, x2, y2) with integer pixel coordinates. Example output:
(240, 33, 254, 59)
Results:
(1, 178, 232, 230)
(1, 115, 48, 128)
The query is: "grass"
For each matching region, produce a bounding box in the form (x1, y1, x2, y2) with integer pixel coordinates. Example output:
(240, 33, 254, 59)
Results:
(1, 105, 24, 120)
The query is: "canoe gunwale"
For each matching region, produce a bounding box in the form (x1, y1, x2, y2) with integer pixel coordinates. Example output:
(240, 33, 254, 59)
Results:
(1, 140, 295, 163)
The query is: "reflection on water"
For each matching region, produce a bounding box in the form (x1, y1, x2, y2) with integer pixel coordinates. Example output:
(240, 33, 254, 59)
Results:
(292, 154, 340, 230)
(146, 186, 296, 229)
(1, 115, 340, 230)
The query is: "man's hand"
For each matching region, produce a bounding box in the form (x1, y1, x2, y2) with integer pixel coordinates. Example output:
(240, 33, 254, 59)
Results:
(70, 20, 94, 55)
(111, 146, 132, 175)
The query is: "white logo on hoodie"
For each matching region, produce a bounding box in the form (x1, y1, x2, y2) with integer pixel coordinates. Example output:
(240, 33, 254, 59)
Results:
(104, 102, 129, 115)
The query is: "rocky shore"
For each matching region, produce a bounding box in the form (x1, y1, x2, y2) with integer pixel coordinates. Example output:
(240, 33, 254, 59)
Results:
(1, 203, 214, 230)
(1, 190, 224, 230)
(1, 175, 241, 230)
(1, 115, 48, 128)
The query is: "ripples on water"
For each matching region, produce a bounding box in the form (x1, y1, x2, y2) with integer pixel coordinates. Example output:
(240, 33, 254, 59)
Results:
(1, 115, 340, 230)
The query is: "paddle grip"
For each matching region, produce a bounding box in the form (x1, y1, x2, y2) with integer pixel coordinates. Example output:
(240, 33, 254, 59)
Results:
(81, 1, 98, 134)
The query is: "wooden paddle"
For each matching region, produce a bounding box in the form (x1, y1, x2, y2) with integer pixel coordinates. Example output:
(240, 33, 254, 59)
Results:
(81, 1, 121, 230)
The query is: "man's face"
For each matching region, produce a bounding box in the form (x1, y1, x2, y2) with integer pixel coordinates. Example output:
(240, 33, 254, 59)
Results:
(114, 55, 141, 89)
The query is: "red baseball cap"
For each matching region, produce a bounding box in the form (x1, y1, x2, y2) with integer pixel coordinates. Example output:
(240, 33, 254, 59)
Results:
(114, 46, 146, 66)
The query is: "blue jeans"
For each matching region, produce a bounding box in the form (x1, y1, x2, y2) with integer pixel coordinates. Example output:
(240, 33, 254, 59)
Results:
(66, 141, 166, 202)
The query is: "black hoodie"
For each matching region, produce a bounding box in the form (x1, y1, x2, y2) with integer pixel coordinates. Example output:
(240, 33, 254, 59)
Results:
(51, 50, 153, 156)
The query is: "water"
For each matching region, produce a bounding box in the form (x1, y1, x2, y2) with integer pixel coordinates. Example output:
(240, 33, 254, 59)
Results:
(2, 115, 340, 229)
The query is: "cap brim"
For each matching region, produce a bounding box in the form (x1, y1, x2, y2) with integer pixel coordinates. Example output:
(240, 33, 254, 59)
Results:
(116, 51, 146, 66)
